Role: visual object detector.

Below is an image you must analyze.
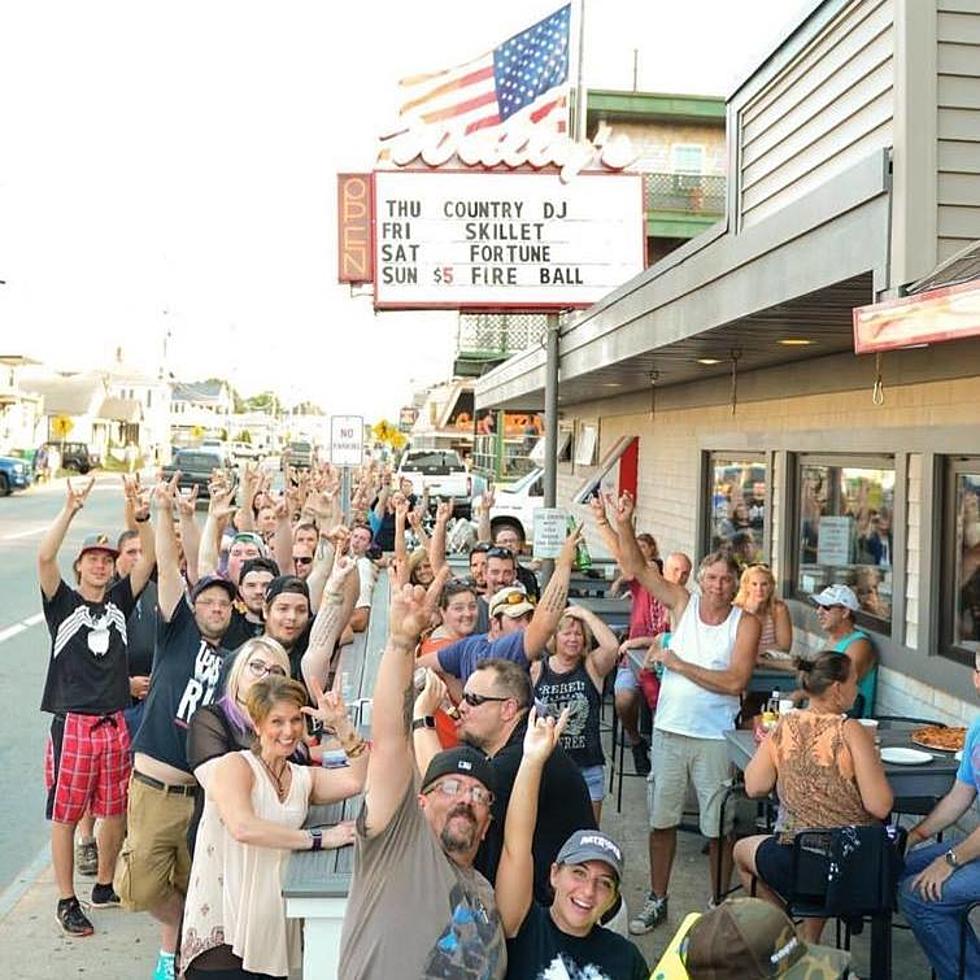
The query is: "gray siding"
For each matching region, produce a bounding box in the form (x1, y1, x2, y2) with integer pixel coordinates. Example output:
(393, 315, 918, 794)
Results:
(937, 0, 980, 260)
(738, 0, 895, 228)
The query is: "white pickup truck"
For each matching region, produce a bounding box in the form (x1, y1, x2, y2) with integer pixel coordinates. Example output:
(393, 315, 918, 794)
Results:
(397, 449, 475, 517)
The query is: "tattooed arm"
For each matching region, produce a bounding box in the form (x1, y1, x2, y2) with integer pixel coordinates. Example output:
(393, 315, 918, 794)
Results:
(521, 525, 580, 661)
(358, 567, 450, 840)
(300, 552, 358, 694)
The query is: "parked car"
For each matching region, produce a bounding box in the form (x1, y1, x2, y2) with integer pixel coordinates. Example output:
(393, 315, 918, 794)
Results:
(397, 448, 473, 517)
(0, 455, 32, 495)
(281, 440, 314, 471)
(475, 466, 544, 544)
(42, 441, 99, 474)
(162, 447, 231, 500)
(231, 441, 262, 461)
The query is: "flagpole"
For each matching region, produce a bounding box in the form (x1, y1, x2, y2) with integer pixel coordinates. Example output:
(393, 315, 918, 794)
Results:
(574, 0, 587, 142)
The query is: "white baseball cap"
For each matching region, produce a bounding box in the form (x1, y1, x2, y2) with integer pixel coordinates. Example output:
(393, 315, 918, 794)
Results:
(810, 584, 859, 612)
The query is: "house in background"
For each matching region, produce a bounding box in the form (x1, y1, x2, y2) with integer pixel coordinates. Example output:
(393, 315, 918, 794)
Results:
(20, 370, 112, 457)
(170, 379, 234, 446)
(0, 355, 44, 452)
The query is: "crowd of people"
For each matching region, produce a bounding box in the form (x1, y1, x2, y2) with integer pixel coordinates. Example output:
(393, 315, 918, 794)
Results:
(33, 458, 980, 979)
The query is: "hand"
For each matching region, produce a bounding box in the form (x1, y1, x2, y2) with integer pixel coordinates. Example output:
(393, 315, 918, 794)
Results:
(302, 675, 352, 733)
(414, 668, 448, 718)
(588, 493, 607, 524)
(389, 565, 450, 648)
(129, 675, 150, 700)
(326, 552, 357, 593)
(481, 486, 495, 512)
(558, 522, 583, 566)
(611, 491, 634, 524)
(911, 855, 955, 902)
(648, 643, 679, 672)
(208, 483, 238, 520)
(153, 474, 179, 512)
(522, 705, 569, 765)
(394, 498, 410, 524)
(66, 477, 96, 514)
(435, 498, 452, 524)
(321, 820, 357, 849)
(176, 484, 199, 518)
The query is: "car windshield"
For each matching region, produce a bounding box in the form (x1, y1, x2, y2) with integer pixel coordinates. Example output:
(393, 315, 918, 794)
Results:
(290, 443, 311, 452)
(401, 451, 464, 472)
(175, 452, 221, 469)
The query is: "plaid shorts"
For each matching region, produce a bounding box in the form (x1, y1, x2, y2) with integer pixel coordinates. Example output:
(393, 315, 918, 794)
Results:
(45, 711, 131, 823)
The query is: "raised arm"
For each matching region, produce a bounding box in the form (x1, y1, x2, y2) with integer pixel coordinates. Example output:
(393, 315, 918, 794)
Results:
(612, 492, 688, 612)
(176, 485, 201, 586)
(38, 478, 95, 598)
(566, 605, 620, 683)
(522, 525, 579, 659)
(359, 567, 450, 840)
(272, 494, 295, 576)
(477, 486, 494, 543)
(197, 482, 237, 579)
(428, 498, 452, 575)
(300, 550, 358, 693)
(495, 707, 568, 937)
(588, 493, 623, 565)
(393, 498, 410, 574)
(373, 479, 391, 520)
(128, 483, 156, 598)
(154, 475, 186, 620)
(303, 675, 369, 803)
(411, 669, 447, 779)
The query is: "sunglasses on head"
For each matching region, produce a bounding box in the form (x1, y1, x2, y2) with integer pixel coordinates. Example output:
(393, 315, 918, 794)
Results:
(496, 590, 532, 608)
(487, 546, 514, 560)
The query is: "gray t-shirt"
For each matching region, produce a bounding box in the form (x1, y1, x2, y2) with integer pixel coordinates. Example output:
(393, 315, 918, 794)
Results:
(339, 778, 506, 980)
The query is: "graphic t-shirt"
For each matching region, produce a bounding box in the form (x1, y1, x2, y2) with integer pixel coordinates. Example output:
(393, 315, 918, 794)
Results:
(437, 630, 527, 682)
(41, 577, 137, 715)
(533, 659, 604, 768)
(131, 598, 228, 772)
(506, 902, 648, 980)
(340, 780, 506, 980)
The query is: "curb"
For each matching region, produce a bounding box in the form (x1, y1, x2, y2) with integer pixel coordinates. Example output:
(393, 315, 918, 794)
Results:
(0, 846, 51, 922)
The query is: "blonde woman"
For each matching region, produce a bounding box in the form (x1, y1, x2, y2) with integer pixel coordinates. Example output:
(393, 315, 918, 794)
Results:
(734, 564, 792, 656)
(181, 674, 366, 979)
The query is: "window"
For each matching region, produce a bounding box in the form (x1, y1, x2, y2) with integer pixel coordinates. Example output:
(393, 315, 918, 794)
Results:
(795, 457, 895, 633)
(941, 459, 980, 665)
(705, 454, 767, 565)
(574, 423, 598, 466)
(671, 144, 704, 174)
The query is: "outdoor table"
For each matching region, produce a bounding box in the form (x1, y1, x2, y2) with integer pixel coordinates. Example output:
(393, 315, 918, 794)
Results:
(724, 726, 959, 980)
(282, 570, 390, 979)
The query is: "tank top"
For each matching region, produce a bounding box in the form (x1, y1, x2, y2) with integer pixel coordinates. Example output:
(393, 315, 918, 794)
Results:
(534, 658, 604, 768)
(756, 611, 777, 654)
(180, 751, 313, 977)
(769, 711, 878, 843)
(833, 630, 877, 719)
(656, 595, 742, 740)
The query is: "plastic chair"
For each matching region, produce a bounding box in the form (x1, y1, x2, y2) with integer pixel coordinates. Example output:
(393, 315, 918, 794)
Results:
(788, 825, 907, 980)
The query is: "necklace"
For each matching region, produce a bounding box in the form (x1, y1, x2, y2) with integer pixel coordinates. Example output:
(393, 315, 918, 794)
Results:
(255, 750, 290, 802)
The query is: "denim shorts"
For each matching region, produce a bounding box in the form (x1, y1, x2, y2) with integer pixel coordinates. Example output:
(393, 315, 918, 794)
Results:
(580, 764, 606, 803)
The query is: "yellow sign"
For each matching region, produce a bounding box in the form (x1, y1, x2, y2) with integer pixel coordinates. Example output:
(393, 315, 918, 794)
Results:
(191, 425, 205, 439)
(51, 415, 74, 439)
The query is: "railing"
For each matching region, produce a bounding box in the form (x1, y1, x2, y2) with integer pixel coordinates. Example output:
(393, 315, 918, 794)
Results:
(456, 313, 547, 357)
(644, 172, 726, 214)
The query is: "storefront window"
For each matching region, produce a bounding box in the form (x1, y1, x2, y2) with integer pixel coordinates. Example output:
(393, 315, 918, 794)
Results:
(943, 463, 980, 663)
(705, 455, 767, 565)
(796, 458, 894, 631)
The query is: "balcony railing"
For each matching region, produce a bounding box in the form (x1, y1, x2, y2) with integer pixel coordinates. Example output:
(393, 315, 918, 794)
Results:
(457, 313, 548, 357)
(644, 172, 726, 214)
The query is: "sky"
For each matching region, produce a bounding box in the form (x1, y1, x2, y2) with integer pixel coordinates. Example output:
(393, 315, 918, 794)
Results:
(0, 0, 808, 419)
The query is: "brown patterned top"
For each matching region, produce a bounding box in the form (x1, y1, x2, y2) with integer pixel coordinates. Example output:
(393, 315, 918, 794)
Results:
(768, 710, 878, 843)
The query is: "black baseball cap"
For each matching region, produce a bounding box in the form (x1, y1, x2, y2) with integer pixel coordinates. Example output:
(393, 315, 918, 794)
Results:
(190, 574, 238, 604)
(421, 747, 495, 795)
(264, 575, 310, 609)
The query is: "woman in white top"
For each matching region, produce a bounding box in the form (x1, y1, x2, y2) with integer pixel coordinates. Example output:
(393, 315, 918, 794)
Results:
(180, 675, 367, 979)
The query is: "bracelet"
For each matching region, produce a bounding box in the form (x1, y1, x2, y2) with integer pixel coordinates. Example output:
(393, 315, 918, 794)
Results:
(309, 828, 323, 852)
(344, 737, 368, 759)
(412, 715, 436, 731)
(134, 514, 150, 524)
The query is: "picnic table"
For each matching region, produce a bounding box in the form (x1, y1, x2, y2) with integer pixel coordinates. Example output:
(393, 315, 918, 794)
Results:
(282, 569, 390, 979)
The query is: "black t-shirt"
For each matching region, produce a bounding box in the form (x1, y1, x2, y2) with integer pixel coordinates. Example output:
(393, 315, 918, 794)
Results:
(221, 607, 264, 652)
(506, 902, 648, 980)
(283, 621, 313, 683)
(41, 577, 137, 715)
(131, 599, 229, 772)
(370, 493, 418, 551)
(126, 579, 158, 680)
(475, 718, 596, 906)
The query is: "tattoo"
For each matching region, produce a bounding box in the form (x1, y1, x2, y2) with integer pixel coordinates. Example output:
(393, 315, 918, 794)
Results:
(401, 681, 415, 738)
(541, 584, 568, 613)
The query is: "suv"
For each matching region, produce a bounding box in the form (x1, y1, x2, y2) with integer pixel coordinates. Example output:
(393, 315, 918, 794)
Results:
(42, 441, 99, 474)
(162, 447, 230, 499)
(0, 455, 32, 495)
(281, 441, 314, 471)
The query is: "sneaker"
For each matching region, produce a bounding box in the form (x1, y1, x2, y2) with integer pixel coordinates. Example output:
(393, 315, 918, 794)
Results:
(628, 892, 668, 935)
(56, 896, 94, 937)
(75, 839, 98, 877)
(152, 951, 176, 980)
(90, 882, 120, 908)
(630, 737, 651, 776)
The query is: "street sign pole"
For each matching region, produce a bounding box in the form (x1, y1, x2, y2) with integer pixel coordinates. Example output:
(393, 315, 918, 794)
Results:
(330, 415, 364, 525)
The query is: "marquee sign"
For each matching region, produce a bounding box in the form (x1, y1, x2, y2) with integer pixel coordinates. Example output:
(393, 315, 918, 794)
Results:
(372, 170, 644, 310)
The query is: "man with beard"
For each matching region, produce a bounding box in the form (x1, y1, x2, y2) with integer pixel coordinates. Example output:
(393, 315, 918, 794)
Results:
(413, 659, 595, 907)
(221, 556, 279, 651)
(38, 479, 155, 937)
(340, 569, 506, 979)
(114, 477, 235, 980)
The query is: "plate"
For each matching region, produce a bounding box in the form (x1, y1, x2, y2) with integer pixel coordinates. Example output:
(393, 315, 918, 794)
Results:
(955, 750, 963, 762)
(880, 747, 933, 766)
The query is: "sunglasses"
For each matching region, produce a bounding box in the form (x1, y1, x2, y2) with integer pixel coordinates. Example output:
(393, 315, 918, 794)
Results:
(487, 546, 514, 560)
(292, 555, 313, 565)
(462, 691, 512, 707)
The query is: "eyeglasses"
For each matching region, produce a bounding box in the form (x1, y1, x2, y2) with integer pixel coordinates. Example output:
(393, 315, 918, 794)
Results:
(426, 777, 494, 807)
(462, 691, 512, 707)
(293, 555, 313, 565)
(487, 546, 514, 560)
(247, 660, 288, 678)
(196, 597, 232, 609)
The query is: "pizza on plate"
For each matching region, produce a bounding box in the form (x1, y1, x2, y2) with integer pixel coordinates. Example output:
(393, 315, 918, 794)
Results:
(910, 726, 967, 752)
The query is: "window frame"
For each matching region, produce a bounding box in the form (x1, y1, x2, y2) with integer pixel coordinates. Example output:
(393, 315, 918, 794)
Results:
(790, 452, 896, 638)
(939, 455, 980, 668)
(701, 450, 769, 564)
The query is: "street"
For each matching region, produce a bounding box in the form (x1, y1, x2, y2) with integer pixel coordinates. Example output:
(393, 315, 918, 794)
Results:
(0, 475, 131, 891)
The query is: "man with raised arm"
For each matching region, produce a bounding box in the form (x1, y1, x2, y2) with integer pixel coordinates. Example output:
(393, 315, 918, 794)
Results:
(339, 568, 507, 979)
(610, 492, 760, 935)
(38, 478, 155, 937)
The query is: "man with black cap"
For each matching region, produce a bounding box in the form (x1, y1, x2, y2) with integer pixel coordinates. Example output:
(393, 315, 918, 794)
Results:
(114, 476, 235, 980)
(38, 478, 155, 937)
(494, 706, 648, 979)
(340, 568, 507, 979)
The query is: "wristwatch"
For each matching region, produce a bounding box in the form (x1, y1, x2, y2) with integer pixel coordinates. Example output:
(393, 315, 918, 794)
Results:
(944, 848, 959, 869)
(309, 828, 323, 852)
(412, 716, 436, 731)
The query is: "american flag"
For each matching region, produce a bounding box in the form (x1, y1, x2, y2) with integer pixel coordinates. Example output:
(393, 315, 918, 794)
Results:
(396, 4, 571, 138)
